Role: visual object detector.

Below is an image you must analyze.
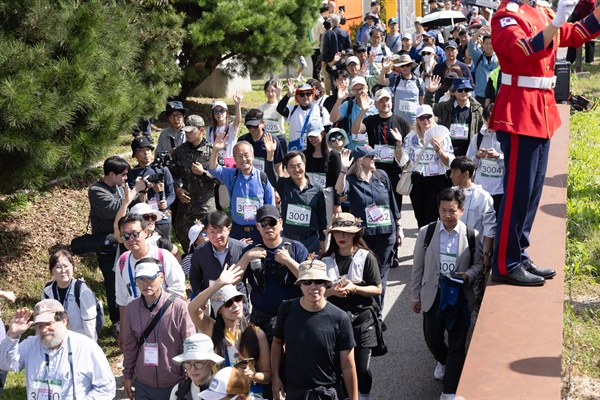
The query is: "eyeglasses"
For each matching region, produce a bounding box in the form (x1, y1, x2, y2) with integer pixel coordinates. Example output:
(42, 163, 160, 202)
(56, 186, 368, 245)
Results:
(183, 360, 211, 370)
(329, 135, 343, 142)
(121, 229, 143, 241)
(53, 264, 72, 271)
(421, 52, 432, 56)
(417, 115, 432, 121)
(455, 89, 471, 93)
(301, 280, 327, 286)
(169, 113, 184, 119)
(142, 214, 158, 222)
(259, 218, 278, 228)
(213, 108, 227, 115)
(245, 125, 260, 130)
(332, 220, 360, 227)
(223, 295, 244, 308)
(298, 92, 312, 98)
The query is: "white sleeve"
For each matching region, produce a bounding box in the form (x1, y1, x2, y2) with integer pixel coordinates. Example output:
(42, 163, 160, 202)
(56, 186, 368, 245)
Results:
(0, 336, 25, 372)
(162, 250, 186, 299)
(114, 254, 131, 307)
(87, 341, 117, 399)
(482, 193, 496, 239)
(79, 284, 99, 341)
(466, 134, 480, 167)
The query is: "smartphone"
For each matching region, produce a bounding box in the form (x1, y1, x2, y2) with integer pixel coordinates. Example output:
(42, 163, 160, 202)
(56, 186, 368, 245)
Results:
(339, 5, 345, 12)
(449, 273, 464, 284)
(234, 358, 254, 368)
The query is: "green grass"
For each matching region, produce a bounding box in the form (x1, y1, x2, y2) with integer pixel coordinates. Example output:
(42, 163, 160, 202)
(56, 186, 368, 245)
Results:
(563, 63, 600, 394)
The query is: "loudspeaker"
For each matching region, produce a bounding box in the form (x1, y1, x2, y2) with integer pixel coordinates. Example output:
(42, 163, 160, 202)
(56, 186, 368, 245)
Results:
(554, 59, 571, 103)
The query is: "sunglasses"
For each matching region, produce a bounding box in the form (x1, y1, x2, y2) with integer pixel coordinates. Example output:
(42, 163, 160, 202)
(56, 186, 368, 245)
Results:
(329, 135, 344, 142)
(417, 115, 433, 121)
(121, 229, 143, 241)
(259, 218, 278, 228)
(332, 220, 360, 227)
(421, 52, 432, 56)
(142, 214, 158, 222)
(355, 49, 367, 53)
(400, 64, 412, 68)
(223, 295, 244, 308)
(298, 92, 312, 98)
(183, 360, 211, 370)
(245, 125, 260, 130)
(455, 89, 471, 93)
(212, 108, 227, 115)
(301, 280, 327, 286)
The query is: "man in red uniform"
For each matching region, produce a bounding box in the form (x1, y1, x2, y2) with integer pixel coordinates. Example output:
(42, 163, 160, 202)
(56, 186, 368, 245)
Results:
(490, 0, 600, 285)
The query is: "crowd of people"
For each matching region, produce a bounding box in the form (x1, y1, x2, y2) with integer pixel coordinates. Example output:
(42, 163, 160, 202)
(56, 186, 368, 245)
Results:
(1, 0, 600, 399)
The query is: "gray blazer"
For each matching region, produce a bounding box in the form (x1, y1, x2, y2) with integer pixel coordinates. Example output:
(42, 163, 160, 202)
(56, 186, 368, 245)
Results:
(411, 221, 484, 313)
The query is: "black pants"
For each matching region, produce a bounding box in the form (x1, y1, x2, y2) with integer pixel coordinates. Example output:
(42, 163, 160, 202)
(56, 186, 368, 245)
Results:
(423, 294, 469, 394)
(0, 369, 7, 396)
(491, 193, 503, 217)
(409, 174, 451, 228)
(311, 49, 322, 80)
(567, 41, 595, 64)
(354, 347, 372, 395)
(98, 252, 119, 322)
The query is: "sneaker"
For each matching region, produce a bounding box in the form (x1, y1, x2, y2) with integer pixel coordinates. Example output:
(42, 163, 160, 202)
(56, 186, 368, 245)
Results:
(440, 393, 455, 400)
(434, 362, 446, 380)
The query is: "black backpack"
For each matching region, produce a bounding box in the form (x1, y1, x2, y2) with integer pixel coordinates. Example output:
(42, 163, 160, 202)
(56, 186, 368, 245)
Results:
(44, 279, 105, 335)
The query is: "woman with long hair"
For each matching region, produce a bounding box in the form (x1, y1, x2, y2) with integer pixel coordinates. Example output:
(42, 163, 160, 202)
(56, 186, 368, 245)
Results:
(188, 265, 271, 398)
(322, 212, 381, 400)
(207, 91, 243, 167)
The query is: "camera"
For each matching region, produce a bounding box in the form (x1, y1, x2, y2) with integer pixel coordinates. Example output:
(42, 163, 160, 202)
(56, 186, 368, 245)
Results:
(146, 173, 164, 183)
(153, 151, 173, 168)
(568, 93, 595, 112)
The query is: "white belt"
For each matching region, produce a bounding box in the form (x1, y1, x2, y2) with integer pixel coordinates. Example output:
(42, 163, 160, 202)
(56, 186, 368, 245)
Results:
(501, 73, 556, 90)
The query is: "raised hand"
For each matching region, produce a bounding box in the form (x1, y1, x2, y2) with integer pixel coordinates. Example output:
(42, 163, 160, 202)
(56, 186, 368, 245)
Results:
(333, 52, 342, 64)
(368, 50, 376, 65)
(275, 80, 283, 98)
(390, 127, 403, 142)
(357, 92, 371, 111)
(287, 78, 296, 97)
(7, 308, 33, 339)
(337, 85, 349, 100)
(233, 90, 244, 106)
(213, 132, 228, 152)
(263, 133, 278, 155)
(382, 57, 392, 72)
(218, 264, 245, 285)
(340, 148, 354, 169)
(427, 75, 442, 93)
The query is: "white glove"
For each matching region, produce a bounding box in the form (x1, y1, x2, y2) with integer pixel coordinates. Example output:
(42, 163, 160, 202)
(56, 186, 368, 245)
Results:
(552, 0, 580, 28)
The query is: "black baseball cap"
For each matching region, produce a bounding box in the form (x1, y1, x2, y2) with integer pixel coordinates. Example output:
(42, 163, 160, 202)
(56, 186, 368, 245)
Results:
(131, 136, 155, 156)
(256, 204, 280, 222)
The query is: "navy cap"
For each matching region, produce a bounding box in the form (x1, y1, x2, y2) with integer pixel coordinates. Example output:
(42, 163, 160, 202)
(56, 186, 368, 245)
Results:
(165, 101, 189, 116)
(131, 136, 155, 156)
(351, 145, 379, 161)
(452, 78, 473, 91)
(445, 40, 458, 49)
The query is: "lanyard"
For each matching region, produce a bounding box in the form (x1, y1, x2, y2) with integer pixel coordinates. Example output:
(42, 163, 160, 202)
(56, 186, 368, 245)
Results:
(127, 254, 137, 299)
(139, 297, 163, 343)
(390, 35, 401, 50)
(453, 105, 468, 125)
(54, 280, 73, 311)
(299, 103, 316, 139)
(43, 338, 75, 399)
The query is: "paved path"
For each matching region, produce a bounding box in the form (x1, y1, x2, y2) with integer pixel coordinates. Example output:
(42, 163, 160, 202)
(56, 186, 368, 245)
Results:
(370, 197, 445, 400)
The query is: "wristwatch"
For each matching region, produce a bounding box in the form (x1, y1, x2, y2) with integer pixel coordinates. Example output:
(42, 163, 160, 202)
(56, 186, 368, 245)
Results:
(484, 251, 493, 257)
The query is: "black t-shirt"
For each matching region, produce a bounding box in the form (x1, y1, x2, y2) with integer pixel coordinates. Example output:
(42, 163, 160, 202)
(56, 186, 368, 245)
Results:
(274, 299, 355, 388)
(364, 114, 410, 176)
(327, 251, 381, 310)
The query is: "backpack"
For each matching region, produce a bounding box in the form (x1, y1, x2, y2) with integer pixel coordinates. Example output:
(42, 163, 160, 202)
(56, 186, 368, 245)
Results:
(423, 221, 475, 265)
(44, 279, 105, 335)
(333, 98, 353, 133)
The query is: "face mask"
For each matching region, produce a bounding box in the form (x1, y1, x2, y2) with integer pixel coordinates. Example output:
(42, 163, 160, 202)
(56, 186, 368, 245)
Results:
(424, 54, 434, 62)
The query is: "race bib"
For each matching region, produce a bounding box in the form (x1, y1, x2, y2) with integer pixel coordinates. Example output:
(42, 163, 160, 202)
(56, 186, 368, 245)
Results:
(263, 118, 280, 135)
(286, 204, 312, 227)
(236, 197, 260, 220)
(440, 253, 457, 275)
(31, 379, 63, 400)
(351, 133, 369, 145)
(144, 342, 159, 366)
(365, 205, 392, 227)
(306, 172, 326, 187)
(397, 99, 418, 115)
(479, 159, 503, 179)
(418, 148, 437, 165)
(450, 123, 469, 140)
(253, 157, 265, 172)
(375, 144, 394, 163)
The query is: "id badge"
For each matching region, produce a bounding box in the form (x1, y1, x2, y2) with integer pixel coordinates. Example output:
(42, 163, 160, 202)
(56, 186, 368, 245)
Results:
(144, 343, 159, 366)
(148, 199, 159, 211)
(366, 204, 383, 222)
(243, 205, 257, 221)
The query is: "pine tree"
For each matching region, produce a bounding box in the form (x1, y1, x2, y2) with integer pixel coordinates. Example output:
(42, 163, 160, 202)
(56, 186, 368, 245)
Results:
(0, 0, 184, 192)
(173, 0, 320, 99)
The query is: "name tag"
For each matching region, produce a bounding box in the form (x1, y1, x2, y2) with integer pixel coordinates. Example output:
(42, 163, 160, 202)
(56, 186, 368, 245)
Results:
(479, 159, 503, 179)
(351, 133, 369, 145)
(286, 204, 312, 227)
(365, 205, 392, 227)
(253, 157, 265, 172)
(144, 342, 159, 366)
(375, 144, 394, 163)
(236, 197, 260, 220)
(450, 123, 469, 140)
(306, 172, 326, 187)
(440, 253, 457, 275)
(429, 162, 440, 176)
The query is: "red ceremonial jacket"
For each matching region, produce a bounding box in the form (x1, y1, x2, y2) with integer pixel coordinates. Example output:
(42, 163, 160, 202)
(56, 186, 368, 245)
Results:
(490, 0, 600, 138)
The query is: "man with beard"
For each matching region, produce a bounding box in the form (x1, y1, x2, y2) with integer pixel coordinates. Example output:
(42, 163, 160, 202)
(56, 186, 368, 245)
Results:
(0, 299, 115, 399)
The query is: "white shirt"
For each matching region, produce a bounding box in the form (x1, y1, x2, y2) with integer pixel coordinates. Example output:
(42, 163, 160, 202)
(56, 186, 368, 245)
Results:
(439, 223, 460, 256)
(285, 103, 331, 151)
(114, 245, 186, 306)
(466, 126, 505, 196)
(207, 122, 238, 159)
(0, 331, 115, 399)
(258, 101, 285, 136)
(453, 184, 496, 244)
(400, 130, 455, 176)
